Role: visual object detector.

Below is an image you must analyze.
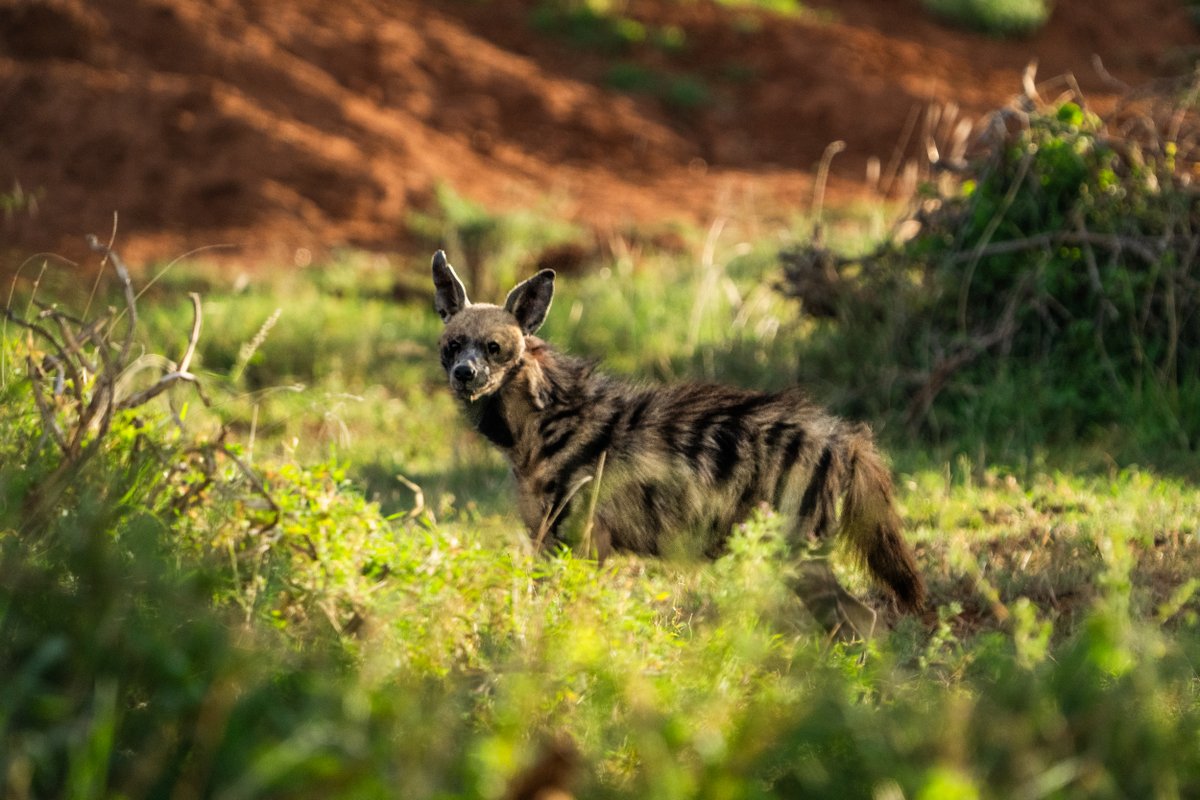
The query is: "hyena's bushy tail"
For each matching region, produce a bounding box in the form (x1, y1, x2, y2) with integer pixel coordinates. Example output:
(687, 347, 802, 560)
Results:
(838, 431, 927, 612)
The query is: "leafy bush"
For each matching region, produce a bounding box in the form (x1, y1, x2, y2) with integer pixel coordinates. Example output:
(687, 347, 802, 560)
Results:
(779, 76, 1200, 463)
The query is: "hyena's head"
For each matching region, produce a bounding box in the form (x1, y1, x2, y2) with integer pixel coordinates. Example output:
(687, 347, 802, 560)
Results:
(432, 250, 555, 403)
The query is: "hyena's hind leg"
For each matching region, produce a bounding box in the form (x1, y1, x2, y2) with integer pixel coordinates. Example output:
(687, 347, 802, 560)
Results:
(788, 427, 927, 640)
(791, 558, 879, 641)
(785, 438, 880, 641)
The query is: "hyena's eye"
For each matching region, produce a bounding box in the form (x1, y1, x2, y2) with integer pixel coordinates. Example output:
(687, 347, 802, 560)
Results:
(446, 340, 461, 356)
(486, 341, 501, 356)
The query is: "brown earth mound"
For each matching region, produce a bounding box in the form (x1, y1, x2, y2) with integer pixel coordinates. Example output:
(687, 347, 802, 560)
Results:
(0, 0, 1195, 266)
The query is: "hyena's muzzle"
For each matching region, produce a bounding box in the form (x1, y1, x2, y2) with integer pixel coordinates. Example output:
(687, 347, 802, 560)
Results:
(446, 346, 492, 401)
(444, 337, 520, 403)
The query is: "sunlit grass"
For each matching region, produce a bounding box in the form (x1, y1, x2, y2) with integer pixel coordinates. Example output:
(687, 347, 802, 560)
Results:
(4, 207, 1199, 797)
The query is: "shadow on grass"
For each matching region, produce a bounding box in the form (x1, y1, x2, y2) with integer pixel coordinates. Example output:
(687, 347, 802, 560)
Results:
(353, 459, 515, 522)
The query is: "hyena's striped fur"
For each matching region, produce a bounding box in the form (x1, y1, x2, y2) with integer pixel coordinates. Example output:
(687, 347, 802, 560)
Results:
(432, 251, 926, 632)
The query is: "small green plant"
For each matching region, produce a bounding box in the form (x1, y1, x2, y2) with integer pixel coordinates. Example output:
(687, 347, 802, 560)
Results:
(662, 74, 712, 110)
(1, 180, 41, 221)
(716, 0, 808, 14)
(604, 61, 658, 93)
(529, 0, 648, 53)
(922, 0, 1053, 36)
(603, 62, 713, 110)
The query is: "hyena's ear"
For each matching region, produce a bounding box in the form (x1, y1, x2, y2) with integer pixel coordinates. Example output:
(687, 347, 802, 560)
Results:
(431, 250, 470, 323)
(504, 269, 555, 335)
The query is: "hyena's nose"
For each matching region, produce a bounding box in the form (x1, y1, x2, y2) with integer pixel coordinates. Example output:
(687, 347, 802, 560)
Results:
(453, 363, 477, 384)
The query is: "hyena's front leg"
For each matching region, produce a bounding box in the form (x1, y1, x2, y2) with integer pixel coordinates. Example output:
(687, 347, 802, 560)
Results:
(515, 471, 614, 560)
(515, 477, 558, 554)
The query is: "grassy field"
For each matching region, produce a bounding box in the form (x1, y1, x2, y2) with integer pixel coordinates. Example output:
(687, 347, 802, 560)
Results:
(2, 210, 1199, 798)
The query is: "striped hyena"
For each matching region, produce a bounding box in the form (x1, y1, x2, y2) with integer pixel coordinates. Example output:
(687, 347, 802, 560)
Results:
(432, 250, 925, 637)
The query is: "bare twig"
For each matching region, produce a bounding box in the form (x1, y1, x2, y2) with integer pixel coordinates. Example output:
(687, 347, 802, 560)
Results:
(46, 308, 99, 379)
(218, 441, 281, 536)
(1091, 55, 1130, 93)
(86, 233, 137, 367)
(396, 473, 427, 521)
(179, 292, 201, 372)
(1162, 258, 1179, 386)
(812, 140, 846, 230)
(534, 474, 594, 553)
(6, 253, 78, 313)
(5, 311, 81, 392)
(1072, 220, 1126, 321)
(133, 244, 237, 304)
(23, 261, 47, 320)
(1020, 60, 1043, 110)
(116, 292, 207, 410)
(26, 354, 68, 453)
(4, 238, 252, 545)
(946, 230, 1162, 268)
(1074, 213, 1124, 392)
(117, 369, 204, 411)
(881, 104, 922, 196)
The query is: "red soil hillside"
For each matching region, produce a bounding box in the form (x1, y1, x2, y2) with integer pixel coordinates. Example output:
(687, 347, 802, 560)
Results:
(0, 0, 1195, 266)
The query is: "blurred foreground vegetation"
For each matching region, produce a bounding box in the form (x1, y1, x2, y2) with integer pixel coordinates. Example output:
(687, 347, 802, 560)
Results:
(3, 81, 1200, 798)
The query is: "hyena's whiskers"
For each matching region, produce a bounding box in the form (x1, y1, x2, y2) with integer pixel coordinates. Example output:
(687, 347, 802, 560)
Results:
(430, 249, 926, 639)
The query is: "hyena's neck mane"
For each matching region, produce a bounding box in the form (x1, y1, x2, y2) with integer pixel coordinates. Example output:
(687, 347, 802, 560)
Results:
(522, 336, 599, 404)
(468, 336, 599, 450)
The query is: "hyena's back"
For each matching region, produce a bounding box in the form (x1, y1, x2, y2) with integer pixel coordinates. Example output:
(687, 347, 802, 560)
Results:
(524, 363, 925, 611)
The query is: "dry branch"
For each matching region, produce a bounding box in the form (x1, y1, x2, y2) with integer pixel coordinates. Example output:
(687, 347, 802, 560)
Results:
(117, 292, 209, 410)
(6, 237, 281, 537)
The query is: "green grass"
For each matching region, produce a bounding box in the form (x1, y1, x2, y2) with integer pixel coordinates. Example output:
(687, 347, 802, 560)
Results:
(3, 212, 1200, 797)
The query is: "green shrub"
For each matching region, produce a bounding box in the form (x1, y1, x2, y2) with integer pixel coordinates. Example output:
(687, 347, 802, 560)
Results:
(601, 63, 713, 110)
(922, 0, 1053, 36)
(605, 61, 658, 93)
(662, 74, 712, 110)
(779, 79, 1200, 464)
(529, 0, 647, 53)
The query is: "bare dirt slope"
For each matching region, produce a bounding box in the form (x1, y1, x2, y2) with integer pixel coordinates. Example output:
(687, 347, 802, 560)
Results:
(0, 0, 1195, 265)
